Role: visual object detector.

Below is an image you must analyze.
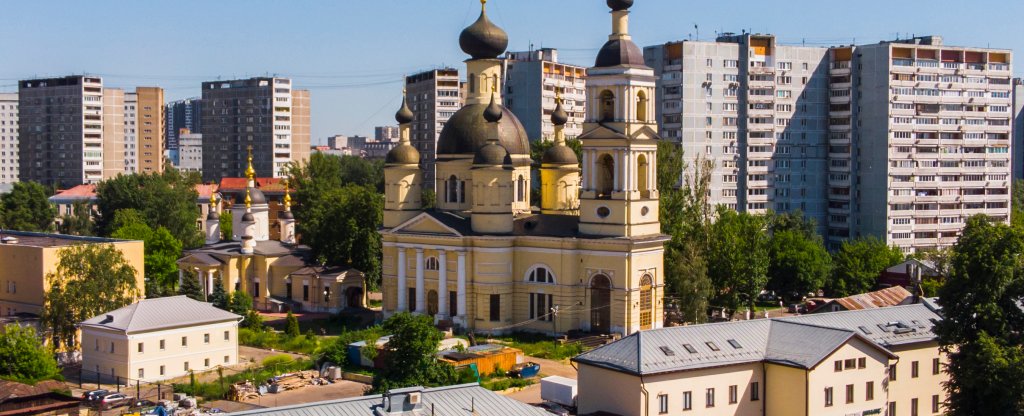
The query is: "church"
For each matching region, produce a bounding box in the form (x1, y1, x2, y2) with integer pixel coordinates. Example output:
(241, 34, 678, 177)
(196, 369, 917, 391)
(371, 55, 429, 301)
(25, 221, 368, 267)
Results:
(380, 0, 666, 336)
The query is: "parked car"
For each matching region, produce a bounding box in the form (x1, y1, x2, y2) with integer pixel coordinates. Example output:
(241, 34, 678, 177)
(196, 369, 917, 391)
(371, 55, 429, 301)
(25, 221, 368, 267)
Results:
(535, 401, 570, 416)
(131, 399, 157, 409)
(82, 389, 110, 402)
(97, 393, 132, 410)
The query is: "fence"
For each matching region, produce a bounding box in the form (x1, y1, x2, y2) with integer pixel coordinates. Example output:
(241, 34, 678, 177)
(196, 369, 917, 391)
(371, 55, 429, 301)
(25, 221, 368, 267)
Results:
(68, 365, 177, 403)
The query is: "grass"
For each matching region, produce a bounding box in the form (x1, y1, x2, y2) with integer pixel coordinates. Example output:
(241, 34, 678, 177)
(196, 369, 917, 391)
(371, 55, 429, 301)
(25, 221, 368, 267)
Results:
(482, 377, 534, 391)
(239, 328, 321, 355)
(172, 358, 312, 401)
(484, 333, 584, 360)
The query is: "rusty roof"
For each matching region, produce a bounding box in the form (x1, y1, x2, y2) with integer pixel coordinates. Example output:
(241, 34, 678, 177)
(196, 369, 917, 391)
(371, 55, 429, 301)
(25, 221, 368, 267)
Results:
(832, 286, 913, 311)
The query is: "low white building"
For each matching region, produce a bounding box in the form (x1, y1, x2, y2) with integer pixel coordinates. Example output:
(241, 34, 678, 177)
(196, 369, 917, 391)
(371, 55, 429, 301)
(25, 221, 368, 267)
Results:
(80, 296, 241, 383)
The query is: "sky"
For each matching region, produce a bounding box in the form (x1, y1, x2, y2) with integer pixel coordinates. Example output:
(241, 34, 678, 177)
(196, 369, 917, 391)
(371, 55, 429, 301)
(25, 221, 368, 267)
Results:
(2, 0, 1023, 143)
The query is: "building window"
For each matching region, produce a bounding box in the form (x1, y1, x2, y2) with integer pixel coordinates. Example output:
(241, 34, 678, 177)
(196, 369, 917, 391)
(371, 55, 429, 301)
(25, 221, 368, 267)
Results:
(425, 257, 440, 271)
(254, 282, 259, 298)
(890, 364, 897, 381)
(912, 398, 919, 416)
(912, 361, 919, 378)
(303, 284, 309, 301)
(658, 394, 668, 414)
(225, 355, 230, 363)
(682, 391, 692, 410)
(182, 336, 188, 347)
(866, 381, 874, 401)
(834, 360, 842, 372)
(845, 358, 856, 369)
(751, 382, 759, 401)
(825, 387, 833, 407)
(858, 357, 866, 368)
(932, 395, 940, 413)
(138, 368, 144, 378)
(846, 384, 854, 404)
(110, 342, 115, 353)
(184, 362, 189, 371)
(728, 385, 737, 404)
(224, 331, 230, 341)
(706, 388, 715, 407)
(138, 343, 143, 353)
(889, 402, 896, 415)
(159, 365, 165, 376)
(204, 358, 210, 367)
(159, 340, 165, 350)
(527, 266, 555, 283)
(489, 294, 500, 322)
(932, 358, 940, 375)
(529, 293, 553, 321)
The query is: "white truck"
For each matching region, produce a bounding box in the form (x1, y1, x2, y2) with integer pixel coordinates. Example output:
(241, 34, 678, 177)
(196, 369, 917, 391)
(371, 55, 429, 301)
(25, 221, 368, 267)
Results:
(540, 376, 577, 408)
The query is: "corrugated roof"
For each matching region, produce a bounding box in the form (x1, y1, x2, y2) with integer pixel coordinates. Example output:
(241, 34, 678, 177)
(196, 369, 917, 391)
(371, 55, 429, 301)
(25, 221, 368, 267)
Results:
(573, 303, 940, 376)
(227, 384, 550, 416)
(829, 286, 912, 312)
(80, 296, 240, 334)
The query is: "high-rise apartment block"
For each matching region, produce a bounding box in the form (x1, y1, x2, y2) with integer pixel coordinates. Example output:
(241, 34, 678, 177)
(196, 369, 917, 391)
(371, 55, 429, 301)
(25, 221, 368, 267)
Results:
(827, 37, 1012, 252)
(200, 77, 310, 181)
(124, 93, 138, 173)
(405, 68, 463, 189)
(134, 87, 165, 174)
(644, 34, 830, 234)
(0, 93, 18, 184)
(176, 128, 203, 174)
(166, 98, 202, 154)
(503, 48, 587, 141)
(374, 125, 399, 142)
(18, 76, 128, 187)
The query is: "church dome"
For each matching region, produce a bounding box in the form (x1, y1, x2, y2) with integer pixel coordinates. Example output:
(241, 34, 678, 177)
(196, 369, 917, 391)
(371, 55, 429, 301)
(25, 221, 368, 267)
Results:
(607, 0, 633, 11)
(473, 140, 512, 166)
(542, 144, 578, 165)
(385, 143, 420, 165)
(394, 96, 414, 124)
(595, 38, 646, 68)
(437, 104, 529, 156)
(550, 100, 569, 126)
(459, 8, 508, 60)
(279, 210, 294, 220)
(241, 212, 255, 222)
(234, 187, 267, 205)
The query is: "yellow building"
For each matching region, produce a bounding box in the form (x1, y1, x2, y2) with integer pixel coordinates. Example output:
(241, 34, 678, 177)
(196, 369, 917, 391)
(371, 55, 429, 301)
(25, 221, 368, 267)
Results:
(573, 303, 948, 416)
(379, 0, 666, 336)
(176, 151, 366, 313)
(0, 231, 145, 317)
(80, 296, 241, 382)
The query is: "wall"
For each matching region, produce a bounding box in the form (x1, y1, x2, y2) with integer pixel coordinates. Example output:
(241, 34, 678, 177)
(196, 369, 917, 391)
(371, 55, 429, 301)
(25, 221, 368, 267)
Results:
(577, 364, 642, 416)
(806, 338, 890, 416)
(887, 341, 946, 416)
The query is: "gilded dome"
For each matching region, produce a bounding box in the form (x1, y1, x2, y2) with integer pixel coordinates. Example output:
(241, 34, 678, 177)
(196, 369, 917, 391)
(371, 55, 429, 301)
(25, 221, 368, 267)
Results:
(437, 104, 529, 156)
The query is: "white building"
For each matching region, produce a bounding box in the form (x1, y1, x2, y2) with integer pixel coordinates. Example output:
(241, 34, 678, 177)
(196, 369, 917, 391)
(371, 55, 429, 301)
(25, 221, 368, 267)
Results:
(0, 93, 17, 184)
(177, 129, 203, 174)
(80, 296, 241, 383)
(503, 48, 587, 141)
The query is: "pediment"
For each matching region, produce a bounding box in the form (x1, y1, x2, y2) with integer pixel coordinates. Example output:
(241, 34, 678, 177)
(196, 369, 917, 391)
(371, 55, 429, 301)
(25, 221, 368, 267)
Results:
(628, 125, 662, 141)
(389, 212, 463, 237)
(578, 123, 628, 140)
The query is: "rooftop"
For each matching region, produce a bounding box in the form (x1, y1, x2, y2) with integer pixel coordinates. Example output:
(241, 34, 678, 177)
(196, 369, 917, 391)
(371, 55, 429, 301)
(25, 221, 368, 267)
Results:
(48, 184, 97, 202)
(811, 286, 913, 313)
(79, 295, 240, 334)
(0, 230, 136, 248)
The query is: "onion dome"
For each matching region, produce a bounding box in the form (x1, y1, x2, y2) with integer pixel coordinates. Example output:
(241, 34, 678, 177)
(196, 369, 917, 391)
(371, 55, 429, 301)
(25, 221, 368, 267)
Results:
(207, 210, 220, 221)
(279, 210, 294, 220)
(234, 188, 267, 205)
(385, 143, 420, 164)
(550, 100, 568, 126)
(438, 105, 528, 156)
(395, 96, 414, 124)
(542, 144, 579, 165)
(483, 93, 503, 123)
(595, 39, 646, 68)
(459, 2, 508, 59)
(241, 212, 255, 223)
(473, 139, 512, 166)
(607, 0, 633, 11)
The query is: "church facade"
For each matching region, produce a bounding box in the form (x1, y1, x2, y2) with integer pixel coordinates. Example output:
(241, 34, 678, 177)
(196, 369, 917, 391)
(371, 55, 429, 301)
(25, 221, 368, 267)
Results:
(380, 0, 666, 336)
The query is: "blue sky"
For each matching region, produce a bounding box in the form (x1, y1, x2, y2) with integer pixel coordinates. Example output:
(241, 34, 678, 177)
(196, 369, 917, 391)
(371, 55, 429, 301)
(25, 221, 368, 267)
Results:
(2, 0, 1022, 143)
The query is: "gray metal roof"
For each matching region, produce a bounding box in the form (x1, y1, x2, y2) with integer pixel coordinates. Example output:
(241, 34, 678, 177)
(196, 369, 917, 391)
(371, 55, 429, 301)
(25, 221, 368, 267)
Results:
(227, 384, 550, 416)
(573, 303, 940, 376)
(80, 296, 241, 334)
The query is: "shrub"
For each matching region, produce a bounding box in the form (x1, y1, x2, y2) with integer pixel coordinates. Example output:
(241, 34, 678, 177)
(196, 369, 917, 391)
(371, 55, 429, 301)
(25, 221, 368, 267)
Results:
(262, 354, 295, 368)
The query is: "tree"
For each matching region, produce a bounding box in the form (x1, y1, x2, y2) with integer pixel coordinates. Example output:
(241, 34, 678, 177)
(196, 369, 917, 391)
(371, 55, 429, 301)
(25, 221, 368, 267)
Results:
(219, 210, 232, 241)
(41, 244, 141, 351)
(228, 291, 253, 315)
(241, 310, 264, 330)
(177, 271, 205, 301)
(936, 216, 1024, 415)
(372, 313, 456, 392)
(1013, 179, 1024, 231)
(284, 312, 300, 338)
(112, 217, 183, 296)
(421, 189, 436, 210)
(297, 185, 383, 290)
(0, 324, 60, 383)
(210, 277, 228, 310)
(59, 200, 95, 236)
(767, 229, 831, 300)
(708, 207, 770, 314)
(95, 169, 202, 248)
(827, 236, 904, 297)
(0, 181, 56, 232)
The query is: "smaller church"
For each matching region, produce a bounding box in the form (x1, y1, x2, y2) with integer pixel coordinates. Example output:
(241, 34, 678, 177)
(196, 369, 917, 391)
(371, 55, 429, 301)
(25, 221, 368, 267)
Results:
(380, 0, 667, 336)
(176, 149, 366, 313)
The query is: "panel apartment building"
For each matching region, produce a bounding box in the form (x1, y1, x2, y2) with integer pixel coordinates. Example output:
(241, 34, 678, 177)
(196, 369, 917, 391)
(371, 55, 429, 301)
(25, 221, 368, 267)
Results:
(503, 48, 587, 141)
(405, 68, 464, 189)
(200, 77, 310, 181)
(827, 36, 1013, 252)
(644, 34, 830, 234)
(120, 88, 165, 174)
(166, 97, 202, 155)
(19, 76, 127, 187)
(0, 93, 18, 184)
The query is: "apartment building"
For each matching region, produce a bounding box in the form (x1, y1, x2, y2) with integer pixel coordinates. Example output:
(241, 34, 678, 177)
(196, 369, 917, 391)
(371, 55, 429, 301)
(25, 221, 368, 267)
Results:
(644, 34, 830, 233)
(503, 48, 587, 141)
(200, 77, 310, 181)
(166, 97, 202, 162)
(1014, 79, 1024, 181)
(80, 296, 240, 382)
(19, 76, 129, 187)
(374, 125, 399, 141)
(405, 68, 464, 189)
(0, 93, 17, 184)
(827, 36, 1013, 252)
(124, 93, 138, 172)
(177, 128, 203, 173)
(135, 87, 165, 173)
(575, 303, 947, 416)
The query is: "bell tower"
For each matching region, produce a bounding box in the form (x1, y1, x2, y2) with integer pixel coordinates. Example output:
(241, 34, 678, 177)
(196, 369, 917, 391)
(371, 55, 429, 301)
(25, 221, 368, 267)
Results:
(578, 0, 660, 237)
(383, 92, 423, 228)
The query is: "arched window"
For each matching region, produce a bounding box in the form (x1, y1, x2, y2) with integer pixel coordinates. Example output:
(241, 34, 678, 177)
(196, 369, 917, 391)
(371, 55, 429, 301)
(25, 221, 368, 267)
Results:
(425, 257, 439, 271)
(639, 274, 653, 330)
(590, 274, 612, 334)
(596, 153, 615, 198)
(516, 175, 526, 202)
(447, 175, 459, 203)
(636, 90, 648, 122)
(459, 180, 466, 203)
(527, 266, 555, 284)
(468, 74, 476, 94)
(599, 90, 615, 121)
(637, 154, 650, 198)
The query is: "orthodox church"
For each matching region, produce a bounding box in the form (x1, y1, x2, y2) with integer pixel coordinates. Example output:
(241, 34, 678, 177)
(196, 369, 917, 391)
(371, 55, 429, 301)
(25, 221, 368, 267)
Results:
(380, 0, 666, 336)
(176, 149, 366, 313)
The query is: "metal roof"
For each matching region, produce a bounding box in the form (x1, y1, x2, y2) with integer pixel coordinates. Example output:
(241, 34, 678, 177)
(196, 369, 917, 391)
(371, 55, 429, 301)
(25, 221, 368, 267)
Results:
(573, 303, 940, 376)
(226, 384, 550, 416)
(80, 296, 241, 334)
(811, 286, 913, 313)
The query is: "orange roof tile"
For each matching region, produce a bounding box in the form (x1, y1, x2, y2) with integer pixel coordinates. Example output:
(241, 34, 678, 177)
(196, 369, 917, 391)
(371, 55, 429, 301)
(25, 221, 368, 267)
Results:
(52, 184, 97, 198)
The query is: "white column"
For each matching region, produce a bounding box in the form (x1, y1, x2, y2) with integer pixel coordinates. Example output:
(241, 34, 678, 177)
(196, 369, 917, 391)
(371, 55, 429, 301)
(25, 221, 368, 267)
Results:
(415, 248, 425, 314)
(178, 269, 183, 288)
(588, 150, 597, 190)
(625, 150, 633, 192)
(397, 248, 407, 312)
(581, 151, 590, 189)
(457, 252, 467, 319)
(206, 270, 215, 301)
(613, 149, 622, 191)
(438, 250, 449, 318)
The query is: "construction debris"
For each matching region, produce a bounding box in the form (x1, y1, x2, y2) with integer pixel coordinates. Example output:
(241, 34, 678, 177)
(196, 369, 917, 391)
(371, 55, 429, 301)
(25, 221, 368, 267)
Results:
(228, 370, 331, 401)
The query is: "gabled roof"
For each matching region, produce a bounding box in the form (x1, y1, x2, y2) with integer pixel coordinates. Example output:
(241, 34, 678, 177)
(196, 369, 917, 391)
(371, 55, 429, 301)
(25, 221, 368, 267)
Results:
(80, 296, 241, 334)
(573, 303, 938, 376)
(48, 184, 97, 203)
(811, 286, 913, 313)
(194, 184, 219, 200)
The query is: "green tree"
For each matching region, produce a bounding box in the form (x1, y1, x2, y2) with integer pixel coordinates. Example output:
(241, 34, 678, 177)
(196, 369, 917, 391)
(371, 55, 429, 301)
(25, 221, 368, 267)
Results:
(708, 207, 770, 313)
(1012, 179, 1024, 230)
(0, 181, 56, 232)
(110, 208, 146, 232)
(827, 236, 904, 297)
(210, 277, 228, 310)
(767, 229, 831, 300)
(421, 189, 436, 210)
(177, 271, 205, 301)
(284, 311, 300, 338)
(228, 291, 253, 315)
(297, 185, 383, 290)
(372, 313, 456, 392)
(41, 244, 141, 350)
(112, 218, 183, 296)
(936, 216, 1024, 415)
(0, 324, 60, 383)
(219, 210, 232, 241)
(58, 200, 95, 236)
(95, 168, 202, 248)
(242, 310, 264, 330)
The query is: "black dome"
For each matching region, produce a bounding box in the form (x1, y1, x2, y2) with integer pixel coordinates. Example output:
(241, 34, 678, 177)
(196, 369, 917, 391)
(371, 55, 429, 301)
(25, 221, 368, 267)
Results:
(459, 10, 508, 59)
(594, 38, 647, 68)
(437, 104, 529, 156)
(542, 144, 579, 165)
(241, 212, 255, 222)
(279, 210, 294, 220)
(395, 97, 414, 124)
(385, 143, 420, 165)
(473, 141, 512, 166)
(207, 210, 220, 221)
(607, 0, 633, 11)
(484, 94, 503, 123)
(551, 101, 568, 126)
(235, 187, 267, 205)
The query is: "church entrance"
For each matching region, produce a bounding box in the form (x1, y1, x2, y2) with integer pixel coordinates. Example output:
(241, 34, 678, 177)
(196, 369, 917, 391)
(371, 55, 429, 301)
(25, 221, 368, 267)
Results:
(590, 275, 612, 334)
(345, 286, 364, 309)
(427, 290, 439, 316)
